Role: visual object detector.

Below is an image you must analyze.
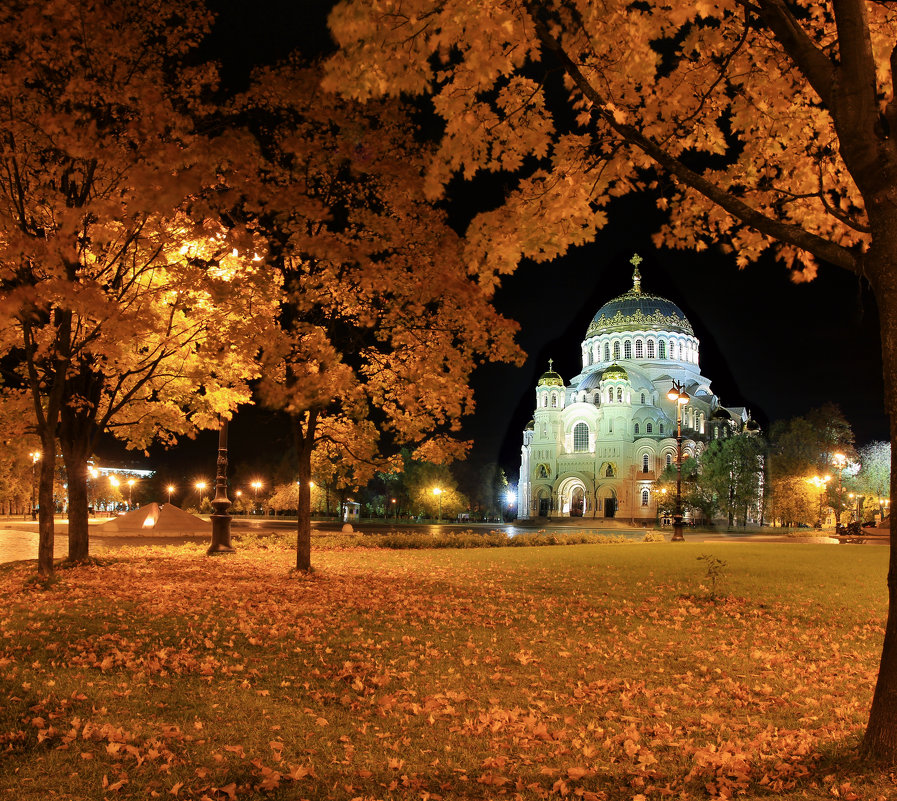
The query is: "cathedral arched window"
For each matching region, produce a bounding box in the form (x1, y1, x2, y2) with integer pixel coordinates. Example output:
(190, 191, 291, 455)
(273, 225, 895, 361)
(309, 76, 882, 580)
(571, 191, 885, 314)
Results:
(641, 489, 649, 506)
(573, 423, 589, 452)
(666, 453, 672, 468)
(659, 423, 664, 434)
(536, 464, 550, 479)
(624, 340, 632, 359)
(640, 393, 645, 404)
(616, 387, 623, 402)
(672, 342, 679, 360)
(550, 393, 558, 408)
(613, 341, 621, 360)
(634, 423, 640, 435)
(658, 341, 667, 359)
(647, 340, 655, 358)
(635, 339, 643, 359)
(607, 388, 613, 403)
(646, 422, 653, 434)
(605, 464, 615, 477)
(541, 394, 547, 408)
(604, 342, 611, 361)
(700, 413, 705, 434)
(642, 454, 649, 473)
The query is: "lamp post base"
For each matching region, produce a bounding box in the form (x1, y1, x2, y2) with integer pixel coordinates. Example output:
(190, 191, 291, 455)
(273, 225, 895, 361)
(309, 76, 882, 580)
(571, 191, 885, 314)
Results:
(671, 516, 685, 542)
(207, 513, 235, 555)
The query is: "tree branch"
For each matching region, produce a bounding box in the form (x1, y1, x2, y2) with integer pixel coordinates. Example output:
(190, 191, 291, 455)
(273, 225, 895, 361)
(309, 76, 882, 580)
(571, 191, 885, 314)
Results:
(527, 3, 859, 273)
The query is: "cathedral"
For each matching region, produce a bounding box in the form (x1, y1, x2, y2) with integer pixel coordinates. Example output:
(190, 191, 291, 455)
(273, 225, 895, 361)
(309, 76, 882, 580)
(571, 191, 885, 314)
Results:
(517, 256, 753, 522)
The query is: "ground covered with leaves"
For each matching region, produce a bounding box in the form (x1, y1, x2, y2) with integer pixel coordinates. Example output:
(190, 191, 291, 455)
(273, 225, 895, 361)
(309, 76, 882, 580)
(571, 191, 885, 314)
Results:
(0, 542, 893, 800)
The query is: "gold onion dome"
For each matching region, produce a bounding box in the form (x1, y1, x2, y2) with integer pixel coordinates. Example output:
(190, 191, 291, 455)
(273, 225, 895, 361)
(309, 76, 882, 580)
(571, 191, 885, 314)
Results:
(536, 358, 564, 387)
(602, 362, 629, 381)
(586, 256, 694, 337)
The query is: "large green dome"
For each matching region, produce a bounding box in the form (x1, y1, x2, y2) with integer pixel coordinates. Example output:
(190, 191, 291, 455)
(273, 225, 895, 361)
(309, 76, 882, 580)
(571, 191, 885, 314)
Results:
(586, 265, 693, 337)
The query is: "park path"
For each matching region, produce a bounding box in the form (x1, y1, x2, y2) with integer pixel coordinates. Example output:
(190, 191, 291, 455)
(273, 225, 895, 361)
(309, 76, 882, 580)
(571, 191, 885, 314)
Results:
(0, 527, 72, 565)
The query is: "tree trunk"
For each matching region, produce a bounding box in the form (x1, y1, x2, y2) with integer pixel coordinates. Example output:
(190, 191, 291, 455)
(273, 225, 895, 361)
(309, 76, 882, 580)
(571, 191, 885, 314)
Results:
(294, 413, 316, 572)
(862, 240, 897, 759)
(36, 437, 56, 577)
(61, 439, 91, 562)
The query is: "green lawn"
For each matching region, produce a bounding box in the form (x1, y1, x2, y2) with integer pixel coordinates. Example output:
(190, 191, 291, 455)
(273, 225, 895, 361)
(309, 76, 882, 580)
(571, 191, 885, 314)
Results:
(0, 541, 893, 800)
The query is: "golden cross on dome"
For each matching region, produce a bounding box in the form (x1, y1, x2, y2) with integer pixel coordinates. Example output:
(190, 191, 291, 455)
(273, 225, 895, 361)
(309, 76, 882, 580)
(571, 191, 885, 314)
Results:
(630, 253, 642, 293)
(548, 358, 554, 371)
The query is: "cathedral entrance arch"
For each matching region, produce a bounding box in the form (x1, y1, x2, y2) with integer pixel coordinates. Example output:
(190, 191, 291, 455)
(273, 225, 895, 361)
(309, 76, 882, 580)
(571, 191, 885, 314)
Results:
(557, 476, 589, 517)
(597, 487, 618, 519)
(533, 486, 552, 517)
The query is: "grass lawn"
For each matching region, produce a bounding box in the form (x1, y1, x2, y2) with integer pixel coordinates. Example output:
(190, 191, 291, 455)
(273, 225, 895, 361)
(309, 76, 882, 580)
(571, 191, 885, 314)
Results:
(0, 541, 893, 800)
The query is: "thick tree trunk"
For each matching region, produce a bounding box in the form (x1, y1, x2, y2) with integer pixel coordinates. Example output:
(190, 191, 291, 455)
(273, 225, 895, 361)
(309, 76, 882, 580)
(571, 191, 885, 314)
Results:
(61, 441, 91, 562)
(862, 242, 897, 760)
(36, 438, 56, 577)
(294, 413, 316, 572)
(296, 449, 312, 572)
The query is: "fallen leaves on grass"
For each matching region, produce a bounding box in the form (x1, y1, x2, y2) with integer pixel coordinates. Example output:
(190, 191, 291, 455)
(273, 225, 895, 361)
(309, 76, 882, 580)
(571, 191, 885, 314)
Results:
(0, 545, 891, 800)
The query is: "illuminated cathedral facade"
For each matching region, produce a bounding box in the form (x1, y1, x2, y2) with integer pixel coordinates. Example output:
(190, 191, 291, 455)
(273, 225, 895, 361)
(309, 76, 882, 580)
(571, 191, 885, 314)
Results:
(516, 256, 753, 522)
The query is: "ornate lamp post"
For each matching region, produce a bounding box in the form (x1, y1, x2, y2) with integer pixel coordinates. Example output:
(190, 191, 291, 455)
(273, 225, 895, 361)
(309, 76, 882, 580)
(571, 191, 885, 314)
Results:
(667, 381, 689, 542)
(432, 487, 443, 522)
(207, 417, 234, 555)
(832, 453, 846, 531)
(849, 492, 864, 523)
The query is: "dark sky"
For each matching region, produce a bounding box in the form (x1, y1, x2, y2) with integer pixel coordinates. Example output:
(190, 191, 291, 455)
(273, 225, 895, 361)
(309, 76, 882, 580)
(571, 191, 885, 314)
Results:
(98, 0, 890, 494)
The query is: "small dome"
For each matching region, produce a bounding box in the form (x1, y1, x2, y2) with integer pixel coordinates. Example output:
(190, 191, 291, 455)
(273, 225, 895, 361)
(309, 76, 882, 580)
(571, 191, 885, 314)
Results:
(602, 363, 629, 381)
(536, 359, 564, 388)
(525, 419, 535, 431)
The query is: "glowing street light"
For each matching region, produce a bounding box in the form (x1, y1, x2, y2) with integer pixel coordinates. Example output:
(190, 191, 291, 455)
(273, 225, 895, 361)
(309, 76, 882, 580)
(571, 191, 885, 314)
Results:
(666, 380, 690, 542)
(391, 497, 397, 519)
(195, 480, 207, 508)
(251, 480, 262, 512)
(167, 484, 175, 505)
(432, 487, 443, 522)
(832, 453, 846, 530)
(809, 475, 831, 529)
(127, 478, 136, 509)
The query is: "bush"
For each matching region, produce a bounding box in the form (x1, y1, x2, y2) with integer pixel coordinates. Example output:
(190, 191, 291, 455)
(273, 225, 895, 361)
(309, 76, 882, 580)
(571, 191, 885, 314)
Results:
(234, 529, 634, 551)
(643, 531, 666, 542)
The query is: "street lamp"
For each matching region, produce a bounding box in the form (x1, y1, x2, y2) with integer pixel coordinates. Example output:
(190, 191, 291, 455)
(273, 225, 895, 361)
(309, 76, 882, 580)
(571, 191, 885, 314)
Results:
(195, 480, 207, 508)
(432, 487, 443, 522)
(207, 416, 234, 555)
(391, 497, 397, 519)
(506, 490, 516, 520)
(127, 478, 135, 509)
(167, 484, 175, 505)
(251, 480, 262, 513)
(666, 380, 689, 542)
(809, 475, 831, 529)
(29, 451, 41, 520)
(849, 492, 865, 524)
(833, 453, 846, 530)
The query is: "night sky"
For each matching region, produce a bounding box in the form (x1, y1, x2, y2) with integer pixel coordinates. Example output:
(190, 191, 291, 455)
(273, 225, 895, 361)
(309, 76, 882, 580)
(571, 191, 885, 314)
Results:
(99, 1, 890, 492)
